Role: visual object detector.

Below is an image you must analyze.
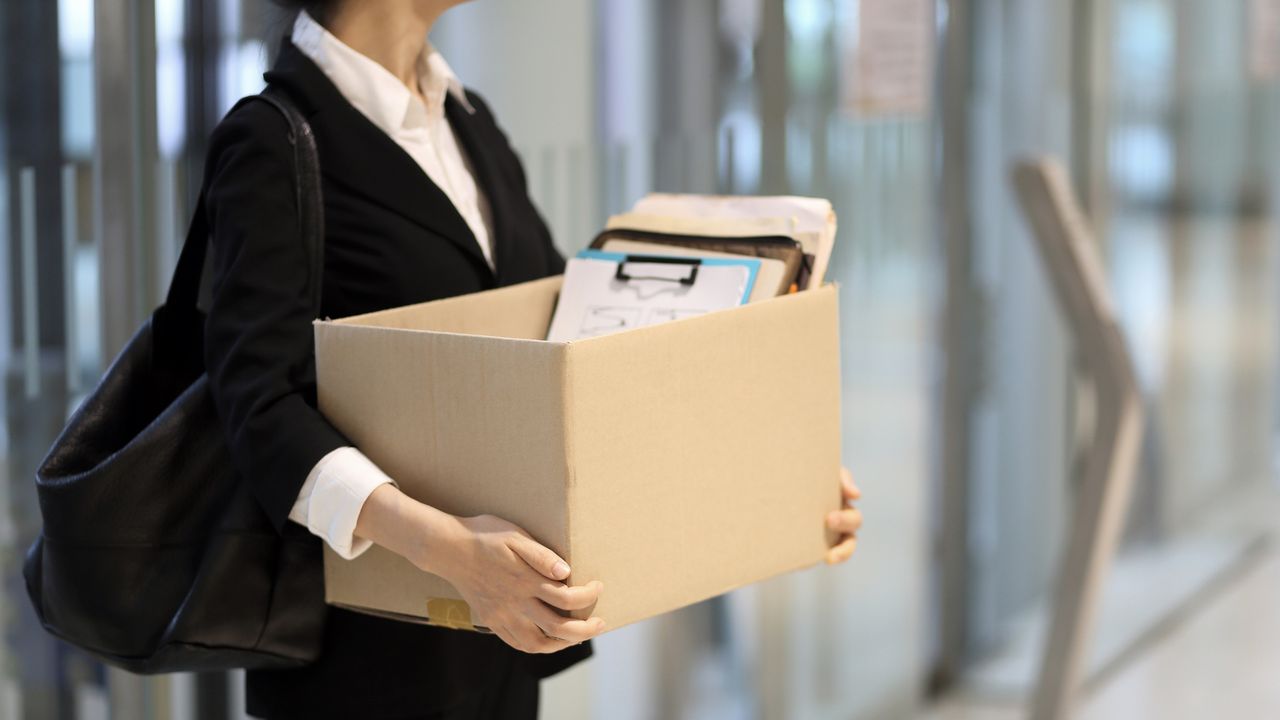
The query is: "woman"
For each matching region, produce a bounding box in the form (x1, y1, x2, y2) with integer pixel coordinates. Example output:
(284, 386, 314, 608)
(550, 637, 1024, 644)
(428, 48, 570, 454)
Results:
(203, 1, 864, 718)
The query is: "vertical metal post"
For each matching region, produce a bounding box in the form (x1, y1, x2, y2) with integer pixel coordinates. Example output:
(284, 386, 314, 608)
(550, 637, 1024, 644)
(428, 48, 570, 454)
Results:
(1069, 0, 1113, 225)
(654, 0, 720, 192)
(62, 163, 80, 396)
(184, 0, 221, 209)
(758, 0, 789, 195)
(95, 0, 158, 362)
(2, 0, 68, 361)
(932, 0, 980, 692)
(0, 169, 7, 416)
(155, 158, 178, 300)
(615, 141, 630, 215)
(194, 672, 229, 720)
(20, 166, 40, 400)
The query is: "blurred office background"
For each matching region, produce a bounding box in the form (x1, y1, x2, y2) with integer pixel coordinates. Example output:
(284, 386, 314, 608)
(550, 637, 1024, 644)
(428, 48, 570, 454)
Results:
(2, 0, 1279, 718)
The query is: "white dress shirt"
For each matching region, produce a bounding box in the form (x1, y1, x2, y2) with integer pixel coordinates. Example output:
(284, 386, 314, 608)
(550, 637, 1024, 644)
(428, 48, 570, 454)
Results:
(287, 11, 496, 559)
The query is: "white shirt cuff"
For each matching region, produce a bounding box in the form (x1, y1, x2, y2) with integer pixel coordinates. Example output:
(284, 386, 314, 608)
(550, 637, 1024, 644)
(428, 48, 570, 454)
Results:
(289, 446, 396, 560)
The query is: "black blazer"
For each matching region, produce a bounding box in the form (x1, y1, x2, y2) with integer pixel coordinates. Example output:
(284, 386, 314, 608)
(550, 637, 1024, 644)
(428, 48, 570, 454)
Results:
(202, 40, 589, 719)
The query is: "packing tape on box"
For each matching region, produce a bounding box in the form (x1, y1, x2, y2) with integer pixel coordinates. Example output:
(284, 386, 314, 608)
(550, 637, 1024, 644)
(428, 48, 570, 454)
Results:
(426, 597, 482, 632)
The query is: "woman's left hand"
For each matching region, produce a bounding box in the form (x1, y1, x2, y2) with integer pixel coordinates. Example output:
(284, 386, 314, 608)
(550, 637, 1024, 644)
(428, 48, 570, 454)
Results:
(825, 467, 862, 565)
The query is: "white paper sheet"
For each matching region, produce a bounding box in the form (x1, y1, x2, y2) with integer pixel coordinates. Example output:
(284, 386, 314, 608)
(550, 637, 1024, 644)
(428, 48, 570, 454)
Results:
(546, 255, 757, 343)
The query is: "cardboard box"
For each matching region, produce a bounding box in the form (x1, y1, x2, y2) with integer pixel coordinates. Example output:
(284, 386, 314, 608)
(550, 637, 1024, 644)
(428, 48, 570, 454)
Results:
(314, 276, 843, 632)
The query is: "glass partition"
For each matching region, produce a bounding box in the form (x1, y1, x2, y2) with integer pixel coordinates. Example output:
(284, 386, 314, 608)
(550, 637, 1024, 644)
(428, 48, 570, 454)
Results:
(3, 0, 101, 716)
(5, 1, 1276, 718)
(950, 0, 1280, 705)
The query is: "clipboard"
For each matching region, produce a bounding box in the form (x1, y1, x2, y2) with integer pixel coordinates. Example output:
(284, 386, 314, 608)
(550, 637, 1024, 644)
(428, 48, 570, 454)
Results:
(545, 249, 762, 342)
(598, 239, 790, 303)
(590, 228, 806, 295)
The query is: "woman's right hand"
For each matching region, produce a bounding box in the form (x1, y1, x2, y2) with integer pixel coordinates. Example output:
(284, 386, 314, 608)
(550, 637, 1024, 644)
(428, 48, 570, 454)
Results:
(436, 514, 605, 653)
(354, 485, 606, 654)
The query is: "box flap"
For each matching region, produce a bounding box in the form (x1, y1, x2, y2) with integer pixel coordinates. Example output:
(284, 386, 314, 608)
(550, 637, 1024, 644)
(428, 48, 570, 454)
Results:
(327, 275, 563, 340)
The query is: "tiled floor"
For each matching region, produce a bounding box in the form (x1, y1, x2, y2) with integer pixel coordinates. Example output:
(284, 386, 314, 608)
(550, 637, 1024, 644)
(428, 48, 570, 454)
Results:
(926, 540, 1280, 719)
(1077, 545, 1280, 720)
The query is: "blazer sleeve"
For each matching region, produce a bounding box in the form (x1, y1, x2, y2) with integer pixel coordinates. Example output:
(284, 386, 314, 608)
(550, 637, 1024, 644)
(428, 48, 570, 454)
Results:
(202, 103, 350, 532)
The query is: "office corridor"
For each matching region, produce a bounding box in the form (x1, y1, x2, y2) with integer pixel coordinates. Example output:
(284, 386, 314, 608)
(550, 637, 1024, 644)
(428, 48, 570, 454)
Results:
(928, 536, 1280, 719)
(5, 1, 1280, 717)
(926, 210, 1280, 719)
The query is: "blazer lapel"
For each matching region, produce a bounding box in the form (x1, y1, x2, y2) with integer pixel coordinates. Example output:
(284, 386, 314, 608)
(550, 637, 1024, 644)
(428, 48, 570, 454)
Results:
(445, 94, 513, 282)
(265, 41, 491, 272)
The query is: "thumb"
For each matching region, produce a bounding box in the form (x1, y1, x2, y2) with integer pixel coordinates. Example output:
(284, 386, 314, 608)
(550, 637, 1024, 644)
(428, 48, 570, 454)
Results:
(509, 535, 571, 581)
(840, 467, 861, 501)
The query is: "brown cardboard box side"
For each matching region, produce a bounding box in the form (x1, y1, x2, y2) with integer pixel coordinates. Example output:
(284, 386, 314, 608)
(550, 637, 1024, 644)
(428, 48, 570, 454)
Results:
(562, 286, 842, 624)
(314, 279, 572, 623)
(315, 278, 843, 632)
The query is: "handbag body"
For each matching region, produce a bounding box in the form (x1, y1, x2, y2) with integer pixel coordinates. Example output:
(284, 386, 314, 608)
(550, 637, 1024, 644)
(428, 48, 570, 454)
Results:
(23, 85, 328, 674)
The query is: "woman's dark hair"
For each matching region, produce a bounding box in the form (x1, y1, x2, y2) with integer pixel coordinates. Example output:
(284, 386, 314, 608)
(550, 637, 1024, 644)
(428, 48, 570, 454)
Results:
(266, 0, 335, 49)
(269, 0, 335, 14)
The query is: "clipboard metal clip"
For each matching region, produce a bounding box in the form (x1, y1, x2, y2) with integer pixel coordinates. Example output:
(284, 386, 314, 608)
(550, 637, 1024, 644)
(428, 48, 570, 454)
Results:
(614, 255, 701, 286)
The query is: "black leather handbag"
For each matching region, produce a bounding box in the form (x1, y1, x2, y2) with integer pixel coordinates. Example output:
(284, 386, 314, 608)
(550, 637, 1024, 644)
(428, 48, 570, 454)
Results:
(23, 86, 328, 674)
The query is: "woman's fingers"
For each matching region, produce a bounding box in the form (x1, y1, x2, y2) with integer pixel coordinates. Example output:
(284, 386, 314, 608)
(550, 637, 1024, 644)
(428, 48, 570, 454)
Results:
(491, 622, 524, 652)
(826, 507, 862, 535)
(493, 616, 540, 654)
(840, 467, 861, 501)
(826, 478, 861, 565)
(524, 600, 606, 644)
(536, 580, 603, 611)
(508, 615, 577, 654)
(825, 536, 857, 565)
(508, 534, 572, 581)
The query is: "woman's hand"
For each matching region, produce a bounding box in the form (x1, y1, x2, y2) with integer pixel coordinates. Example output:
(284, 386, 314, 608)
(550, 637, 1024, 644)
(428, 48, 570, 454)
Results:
(354, 485, 606, 654)
(437, 514, 606, 653)
(825, 467, 862, 564)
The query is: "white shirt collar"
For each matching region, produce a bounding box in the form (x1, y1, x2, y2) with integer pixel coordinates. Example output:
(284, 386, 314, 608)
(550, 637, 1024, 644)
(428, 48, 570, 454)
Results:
(291, 10, 475, 137)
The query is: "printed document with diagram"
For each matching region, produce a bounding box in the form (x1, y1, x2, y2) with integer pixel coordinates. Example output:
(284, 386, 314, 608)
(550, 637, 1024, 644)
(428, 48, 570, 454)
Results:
(545, 250, 760, 342)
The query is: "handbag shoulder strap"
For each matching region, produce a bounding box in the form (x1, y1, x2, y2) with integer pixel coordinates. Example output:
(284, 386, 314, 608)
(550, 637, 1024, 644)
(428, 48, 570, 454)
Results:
(166, 85, 325, 318)
(253, 85, 325, 310)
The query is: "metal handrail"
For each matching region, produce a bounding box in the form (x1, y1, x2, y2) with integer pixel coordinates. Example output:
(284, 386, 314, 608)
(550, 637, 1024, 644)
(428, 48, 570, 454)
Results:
(1012, 158, 1145, 720)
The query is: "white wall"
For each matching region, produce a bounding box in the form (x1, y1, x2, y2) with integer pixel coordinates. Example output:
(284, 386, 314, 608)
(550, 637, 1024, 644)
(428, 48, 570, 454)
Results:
(432, 0, 601, 253)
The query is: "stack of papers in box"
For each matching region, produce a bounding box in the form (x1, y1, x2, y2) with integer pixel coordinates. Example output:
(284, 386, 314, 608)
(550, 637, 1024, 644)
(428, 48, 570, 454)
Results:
(546, 194, 838, 342)
(613, 193, 838, 289)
